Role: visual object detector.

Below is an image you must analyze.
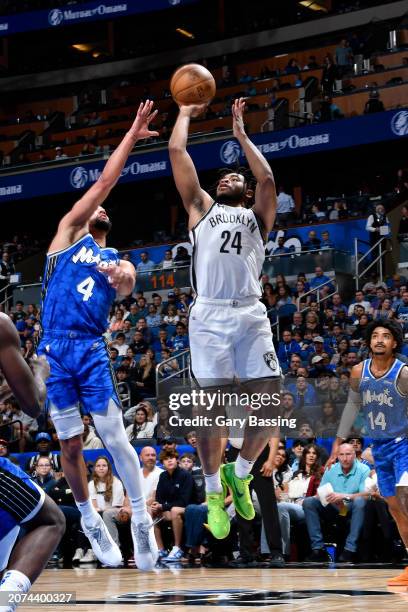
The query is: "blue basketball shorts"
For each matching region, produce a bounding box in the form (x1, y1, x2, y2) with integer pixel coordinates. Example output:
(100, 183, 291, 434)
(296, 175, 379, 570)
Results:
(0, 457, 44, 570)
(38, 331, 120, 416)
(372, 437, 408, 498)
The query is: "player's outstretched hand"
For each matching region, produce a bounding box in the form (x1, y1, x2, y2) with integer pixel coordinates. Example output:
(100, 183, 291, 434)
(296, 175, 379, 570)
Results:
(97, 262, 126, 290)
(179, 103, 208, 118)
(232, 97, 247, 138)
(128, 100, 159, 142)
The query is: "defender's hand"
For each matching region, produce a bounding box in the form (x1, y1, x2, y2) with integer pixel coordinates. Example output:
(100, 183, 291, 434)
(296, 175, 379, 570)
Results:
(128, 100, 159, 142)
(232, 97, 247, 138)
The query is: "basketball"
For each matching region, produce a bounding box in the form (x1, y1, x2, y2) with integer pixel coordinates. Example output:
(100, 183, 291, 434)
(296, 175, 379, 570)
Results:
(170, 63, 216, 106)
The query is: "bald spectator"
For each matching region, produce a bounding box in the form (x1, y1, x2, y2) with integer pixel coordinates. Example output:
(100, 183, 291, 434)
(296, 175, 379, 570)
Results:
(303, 443, 369, 562)
(303, 231, 321, 252)
(139, 446, 163, 509)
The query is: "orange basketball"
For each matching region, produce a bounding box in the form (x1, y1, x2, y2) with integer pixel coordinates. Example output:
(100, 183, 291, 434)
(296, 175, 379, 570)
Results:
(170, 63, 216, 106)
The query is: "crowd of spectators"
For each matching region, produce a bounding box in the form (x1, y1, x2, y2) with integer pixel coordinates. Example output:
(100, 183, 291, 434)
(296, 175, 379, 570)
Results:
(0, 234, 41, 274)
(2, 253, 408, 567)
(2, 23, 406, 171)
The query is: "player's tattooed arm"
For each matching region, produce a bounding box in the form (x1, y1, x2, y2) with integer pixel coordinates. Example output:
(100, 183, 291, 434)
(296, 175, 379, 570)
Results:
(56, 101, 158, 237)
(168, 105, 213, 226)
(396, 365, 408, 395)
(231, 98, 277, 234)
(0, 313, 48, 418)
(326, 362, 363, 468)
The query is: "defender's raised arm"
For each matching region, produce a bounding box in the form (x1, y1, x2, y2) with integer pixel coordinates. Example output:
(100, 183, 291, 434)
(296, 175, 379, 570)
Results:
(49, 101, 158, 251)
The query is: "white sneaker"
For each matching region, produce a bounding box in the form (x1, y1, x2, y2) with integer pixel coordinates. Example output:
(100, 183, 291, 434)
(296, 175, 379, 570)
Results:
(80, 516, 122, 567)
(79, 549, 97, 563)
(72, 548, 84, 563)
(131, 515, 159, 571)
(164, 546, 184, 562)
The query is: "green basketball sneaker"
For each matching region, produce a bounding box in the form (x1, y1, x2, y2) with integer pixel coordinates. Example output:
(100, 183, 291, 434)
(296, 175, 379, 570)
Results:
(221, 462, 255, 520)
(205, 485, 230, 540)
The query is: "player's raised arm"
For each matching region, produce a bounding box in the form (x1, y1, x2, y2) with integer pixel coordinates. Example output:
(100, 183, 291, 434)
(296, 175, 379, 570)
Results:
(0, 313, 48, 418)
(232, 98, 277, 234)
(168, 105, 213, 225)
(54, 101, 158, 243)
(326, 362, 363, 468)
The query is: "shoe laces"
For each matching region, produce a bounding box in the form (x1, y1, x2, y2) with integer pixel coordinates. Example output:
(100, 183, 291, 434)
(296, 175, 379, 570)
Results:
(86, 523, 110, 553)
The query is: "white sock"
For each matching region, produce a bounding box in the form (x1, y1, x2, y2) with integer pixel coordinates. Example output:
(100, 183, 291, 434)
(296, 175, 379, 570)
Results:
(0, 570, 31, 611)
(204, 470, 222, 493)
(76, 499, 99, 527)
(234, 454, 255, 479)
(130, 496, 148, 523)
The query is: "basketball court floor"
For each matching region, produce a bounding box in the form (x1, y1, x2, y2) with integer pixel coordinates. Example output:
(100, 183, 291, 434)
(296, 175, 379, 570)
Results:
(20, 564, 408, 611)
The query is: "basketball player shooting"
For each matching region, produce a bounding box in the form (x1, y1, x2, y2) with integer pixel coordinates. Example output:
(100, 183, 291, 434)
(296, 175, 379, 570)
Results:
(0, 314, 65, 612)
(328, 319, 408, 585)
(38, 101, 159, 570)
(169, 98, 281, 540)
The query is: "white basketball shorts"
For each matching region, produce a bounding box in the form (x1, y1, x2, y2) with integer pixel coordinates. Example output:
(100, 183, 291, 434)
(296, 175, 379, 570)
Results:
(189, 296, 280, 383)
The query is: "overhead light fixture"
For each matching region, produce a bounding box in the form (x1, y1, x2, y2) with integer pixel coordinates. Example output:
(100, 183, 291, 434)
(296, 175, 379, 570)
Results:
(298, 1, 328, 11)
(72, 43, 94, 52)
(275, 53, 288, 58)
(176, 28, 195, 39)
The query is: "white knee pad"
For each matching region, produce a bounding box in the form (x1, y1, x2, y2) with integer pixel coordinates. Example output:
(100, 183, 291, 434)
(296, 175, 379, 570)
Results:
(49, 403, 84, 440)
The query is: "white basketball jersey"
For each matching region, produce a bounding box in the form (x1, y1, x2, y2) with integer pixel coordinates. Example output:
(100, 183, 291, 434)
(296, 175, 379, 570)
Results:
(189, 202, 266, 299)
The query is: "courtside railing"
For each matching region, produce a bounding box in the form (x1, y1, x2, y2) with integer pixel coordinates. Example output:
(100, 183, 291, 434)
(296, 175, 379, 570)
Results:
(354, 236, 390, 289)
(155, 348, 190, 398)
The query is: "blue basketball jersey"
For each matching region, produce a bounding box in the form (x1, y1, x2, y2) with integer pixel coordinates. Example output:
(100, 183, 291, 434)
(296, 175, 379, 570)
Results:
(41, 233, 119, 336)
(360, 358, 408, 439)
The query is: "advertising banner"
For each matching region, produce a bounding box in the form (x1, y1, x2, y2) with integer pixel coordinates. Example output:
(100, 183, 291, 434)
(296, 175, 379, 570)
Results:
(0, 109, 406, 203)
(0, 1, 199, 37)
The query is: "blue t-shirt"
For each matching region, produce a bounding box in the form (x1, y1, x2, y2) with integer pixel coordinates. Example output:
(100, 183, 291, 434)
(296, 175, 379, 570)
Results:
(171, 334, 189, 352)
(321, 460, 370, 494)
